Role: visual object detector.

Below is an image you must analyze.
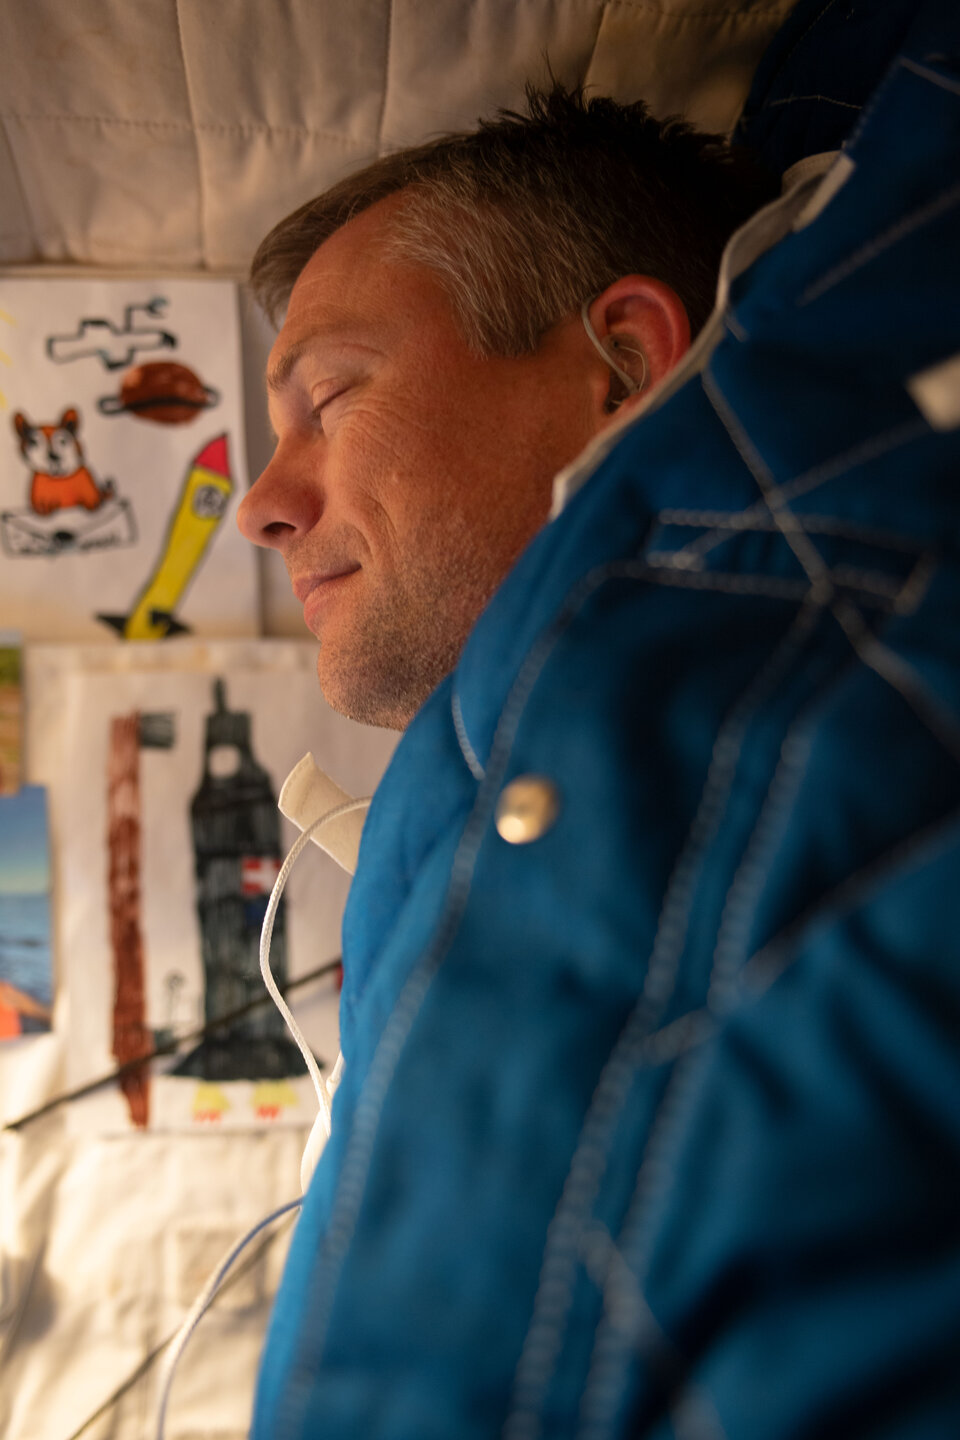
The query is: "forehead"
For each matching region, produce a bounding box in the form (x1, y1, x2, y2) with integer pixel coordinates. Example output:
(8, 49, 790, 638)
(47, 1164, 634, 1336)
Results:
(267, 194, 451, 388)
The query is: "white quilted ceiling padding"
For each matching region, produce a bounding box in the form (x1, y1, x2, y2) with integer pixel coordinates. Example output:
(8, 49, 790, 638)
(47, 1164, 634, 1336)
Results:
(0, 0, 796, 274)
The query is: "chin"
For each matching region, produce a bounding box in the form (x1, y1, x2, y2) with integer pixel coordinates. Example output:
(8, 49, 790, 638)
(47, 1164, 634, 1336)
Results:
(314, 596, 471, 730)
(315, 650, 415, 731)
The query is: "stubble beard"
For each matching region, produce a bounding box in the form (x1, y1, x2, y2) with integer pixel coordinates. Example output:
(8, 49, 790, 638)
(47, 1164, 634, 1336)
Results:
(314, 540, 501, 731)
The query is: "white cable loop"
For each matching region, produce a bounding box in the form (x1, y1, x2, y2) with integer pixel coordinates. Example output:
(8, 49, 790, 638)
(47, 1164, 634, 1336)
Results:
(327, 1049, 345, 1096)
(154, 1198, 301, 1439)
(155, 795, 368, 1439)
(580, 298, 646, 396)
(259, 796, 370, 1127)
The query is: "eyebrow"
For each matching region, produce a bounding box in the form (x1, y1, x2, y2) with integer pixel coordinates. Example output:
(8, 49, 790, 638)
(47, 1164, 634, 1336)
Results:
(266, 329, 381, 397)
(266, 337, 313, 396)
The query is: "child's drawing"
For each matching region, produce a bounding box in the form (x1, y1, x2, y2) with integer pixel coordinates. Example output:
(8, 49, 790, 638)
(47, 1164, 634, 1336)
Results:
(106, 711, 177, 1127)
(0, 785, 53, 1040)
(252, 1080, 299, 1120)
(0, 276, 257, 642)
(98, 360, 220, 425)
(54, 646, 397, 1133)
(107, 711, 152, 1126)
(2, 406, 135, 557)
(100, 675, 317, 1127)
(46, 298, 176, 370)
(98, 433, 232, 640)
(16, 407, 112, 514)
(172, 678, 307, 1086)
(192, 1082, 230, 1122)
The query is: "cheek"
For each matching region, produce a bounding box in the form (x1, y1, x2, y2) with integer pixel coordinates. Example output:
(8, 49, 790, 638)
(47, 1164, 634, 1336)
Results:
(331, 403, 437, 514)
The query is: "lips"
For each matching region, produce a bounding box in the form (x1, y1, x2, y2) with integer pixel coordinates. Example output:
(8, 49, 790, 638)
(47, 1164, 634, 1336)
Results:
(293, 566, 361, 630)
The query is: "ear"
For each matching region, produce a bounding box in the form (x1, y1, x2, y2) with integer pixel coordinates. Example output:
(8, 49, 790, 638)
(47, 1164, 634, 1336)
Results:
(60, 407, 79, 433)
(13, 411, 31, 440)
(585, 275, 691, 427)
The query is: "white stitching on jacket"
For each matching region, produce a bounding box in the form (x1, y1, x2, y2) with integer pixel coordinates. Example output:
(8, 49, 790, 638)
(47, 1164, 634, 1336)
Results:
(452, 689, 486, 781)
(659, 417, 929, 566)
(702, 368, 834, 597)
(627, 565, 813, 600)
(767, 93, 862, 110)
(901, 57, 960, 97)
(284, 559, 653, 1431)
(503, 597, 822, 1440)
(574, 1051, 710, 1440)
(799, 178, 960, 306)
(707, 720, 817, 1014)
(830, 599, 960, 764)
(740, 801, 960, 998)
(643, 550, 929, 608)
(573, 798, 960, 1437)
(669, 1386, 731, 1440)
(702, 369, 960, 766)
(657, 511, 925, 549)
(577, 696, 824, 1440)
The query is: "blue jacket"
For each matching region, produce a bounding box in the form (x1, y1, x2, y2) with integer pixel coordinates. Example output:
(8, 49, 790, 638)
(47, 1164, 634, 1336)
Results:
(253, 7, 960, 1436)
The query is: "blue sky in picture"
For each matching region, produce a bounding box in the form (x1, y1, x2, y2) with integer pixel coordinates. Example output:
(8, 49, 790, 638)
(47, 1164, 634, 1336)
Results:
(0, 785, 50, 895)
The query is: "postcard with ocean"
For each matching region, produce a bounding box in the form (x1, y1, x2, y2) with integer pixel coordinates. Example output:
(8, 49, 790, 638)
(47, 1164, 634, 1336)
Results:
(0, 784, 53, 1037)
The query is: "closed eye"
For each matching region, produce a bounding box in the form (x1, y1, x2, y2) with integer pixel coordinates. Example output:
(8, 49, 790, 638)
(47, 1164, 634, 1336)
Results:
(309, 387, 348, 431)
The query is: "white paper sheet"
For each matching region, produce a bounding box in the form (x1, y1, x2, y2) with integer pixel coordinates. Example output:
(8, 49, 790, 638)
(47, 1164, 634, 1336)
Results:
(0, 276, 258, 641)
(49, 642, 396, 1133)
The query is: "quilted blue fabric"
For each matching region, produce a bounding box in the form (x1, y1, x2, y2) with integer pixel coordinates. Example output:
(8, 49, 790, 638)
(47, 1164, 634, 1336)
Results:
(253, 8, 960, 1436)
(734, 0, 920, 176)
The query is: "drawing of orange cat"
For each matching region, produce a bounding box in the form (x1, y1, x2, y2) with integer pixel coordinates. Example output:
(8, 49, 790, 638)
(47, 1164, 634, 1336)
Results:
(14, 408, 113, 515)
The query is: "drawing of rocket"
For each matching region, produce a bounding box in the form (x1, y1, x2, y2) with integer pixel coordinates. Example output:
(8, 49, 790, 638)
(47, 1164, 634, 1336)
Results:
(192, 1082, 230, 1122)
(252, 1079, 299, 1119)
(98, 432, 233, 640)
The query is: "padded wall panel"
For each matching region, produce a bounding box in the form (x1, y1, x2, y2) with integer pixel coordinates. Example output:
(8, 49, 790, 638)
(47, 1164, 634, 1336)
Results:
(192, 128, 377, 271)
(0, 119, 35, 263)
(0, 0, 193, 124)
(0, 0, 202, 264)
(0, 0, 796, 269)
(380, 0, 607, 147)
(177, 0, 390, 266)
(0, 114, 203, 265)
(178, 0, 390, 140)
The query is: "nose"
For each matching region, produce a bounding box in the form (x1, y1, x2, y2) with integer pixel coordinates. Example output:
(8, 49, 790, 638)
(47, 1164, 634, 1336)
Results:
(236, 444, 323, 552)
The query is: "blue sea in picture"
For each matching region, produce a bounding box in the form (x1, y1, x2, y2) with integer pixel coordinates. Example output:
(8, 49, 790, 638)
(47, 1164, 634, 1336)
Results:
(0, 890, 52, 1007)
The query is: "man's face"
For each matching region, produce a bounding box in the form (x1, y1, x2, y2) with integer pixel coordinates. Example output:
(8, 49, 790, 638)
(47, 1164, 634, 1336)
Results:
(237, 195, 599, 728)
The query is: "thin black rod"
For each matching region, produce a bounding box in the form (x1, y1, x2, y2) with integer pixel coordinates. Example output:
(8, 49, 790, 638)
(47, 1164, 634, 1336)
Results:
(3, 957, 342, 1132)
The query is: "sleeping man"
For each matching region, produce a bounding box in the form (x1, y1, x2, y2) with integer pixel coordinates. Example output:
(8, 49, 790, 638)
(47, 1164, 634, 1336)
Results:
(238, 88, 767, 730)
(237, 54, 960, 1440)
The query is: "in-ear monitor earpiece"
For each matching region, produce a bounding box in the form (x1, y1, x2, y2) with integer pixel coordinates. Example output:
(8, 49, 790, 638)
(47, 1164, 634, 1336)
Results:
(580, 299, 647, 401)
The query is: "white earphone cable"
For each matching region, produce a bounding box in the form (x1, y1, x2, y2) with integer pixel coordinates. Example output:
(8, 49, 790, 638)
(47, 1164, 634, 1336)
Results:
(153, 1198, 301, 1439)
(580, 298, 646, 396)
(154, 795, 369, 1439)
(259, 797, 370, 1127)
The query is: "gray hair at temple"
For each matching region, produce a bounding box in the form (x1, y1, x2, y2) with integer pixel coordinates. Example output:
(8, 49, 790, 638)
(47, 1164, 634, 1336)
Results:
(249, 84, 776, 353)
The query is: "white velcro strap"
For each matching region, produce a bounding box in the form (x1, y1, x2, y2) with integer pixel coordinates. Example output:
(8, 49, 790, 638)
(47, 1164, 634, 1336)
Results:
(278, 753, 368, 875)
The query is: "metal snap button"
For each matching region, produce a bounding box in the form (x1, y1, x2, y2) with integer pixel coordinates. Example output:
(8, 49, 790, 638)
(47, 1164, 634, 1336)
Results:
(495, 775, 561, 844)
